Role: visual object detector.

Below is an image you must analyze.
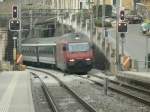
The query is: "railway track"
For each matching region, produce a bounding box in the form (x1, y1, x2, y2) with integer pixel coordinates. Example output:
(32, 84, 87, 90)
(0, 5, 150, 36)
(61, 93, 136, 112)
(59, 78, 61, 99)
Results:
(29, 68, 98, 112)
(31, 72, 59, 112)
(79, 74, 150, 106)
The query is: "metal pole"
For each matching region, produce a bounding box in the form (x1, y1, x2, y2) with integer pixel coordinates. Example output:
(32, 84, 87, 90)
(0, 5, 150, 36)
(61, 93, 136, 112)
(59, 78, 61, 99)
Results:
(101, 0, 105, 42)
(64, 0, 65, 9)
(90, 11, 93, 41)
(102, 0, 105, 28)
(88, 0, 93, 41)
(42, 0, 45, 6)
(146, 36, 148, 72)
(14, 38, 16, 52)
(61, 15, 64, 34)
(104, 78, 108, 95)
(18, 0, 22, 52)
(96, 0, 99, 19)
(13, 37, 17, 70)
(88, 0, 90, 10)
(116, 0, 120, 72)
(121, 38, 124, 56)
(80, 4, 83, 30)
(121, 33, 125, 56)
(29, 10, 33, 38)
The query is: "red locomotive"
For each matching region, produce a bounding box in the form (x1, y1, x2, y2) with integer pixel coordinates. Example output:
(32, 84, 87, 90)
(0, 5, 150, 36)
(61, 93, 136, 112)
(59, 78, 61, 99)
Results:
(55, 33, 93, 73)
(22, 32, 94, 73)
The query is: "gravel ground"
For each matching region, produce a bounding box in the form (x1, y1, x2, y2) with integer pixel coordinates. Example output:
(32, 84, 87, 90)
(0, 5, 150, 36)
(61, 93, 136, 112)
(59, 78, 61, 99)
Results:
(30, 69, 90, 112)
(67, 78, 150, 112)
(44, 69, 150, 112)
(29, 68, 150, 112)
(47, 86, 90, 112)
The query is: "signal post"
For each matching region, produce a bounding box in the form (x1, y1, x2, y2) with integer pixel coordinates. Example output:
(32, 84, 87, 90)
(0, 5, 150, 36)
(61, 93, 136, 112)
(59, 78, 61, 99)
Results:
(9, 5, 21, 70)
(116, 3, 128, 71)
(118, 9, 128, 70)
(118, 9, 127, 56)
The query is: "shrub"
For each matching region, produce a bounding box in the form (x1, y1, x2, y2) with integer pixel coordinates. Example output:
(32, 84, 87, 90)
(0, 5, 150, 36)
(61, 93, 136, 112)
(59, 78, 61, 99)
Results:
(95, 19, 112, 27)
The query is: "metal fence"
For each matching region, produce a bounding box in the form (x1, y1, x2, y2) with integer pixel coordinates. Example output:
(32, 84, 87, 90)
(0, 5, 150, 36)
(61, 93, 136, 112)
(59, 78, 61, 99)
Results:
(136, 3, 150, 18)
(132, 59, 150, 72)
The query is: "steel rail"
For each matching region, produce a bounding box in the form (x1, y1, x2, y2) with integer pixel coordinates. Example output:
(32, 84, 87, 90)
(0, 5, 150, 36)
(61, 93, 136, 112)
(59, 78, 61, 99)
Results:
(31, 72, 59, 112)
(81, 75, 150, 106)
(29, 68, 97, 112)
(109, 79, 150, 95)
(89, 74, 150, 95)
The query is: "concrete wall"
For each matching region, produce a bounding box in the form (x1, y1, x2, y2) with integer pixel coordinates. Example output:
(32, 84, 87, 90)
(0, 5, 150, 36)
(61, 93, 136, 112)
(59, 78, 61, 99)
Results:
(92, 0, 134, 10)
(122, 0, 133, 10)
(0, 29, 7, 62)
(141, 0, 150, 5)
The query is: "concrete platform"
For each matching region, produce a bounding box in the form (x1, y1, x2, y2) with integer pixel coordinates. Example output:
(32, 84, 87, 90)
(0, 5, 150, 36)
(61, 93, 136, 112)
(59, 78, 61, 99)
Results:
(0, 71, 35, 112)
(118, 71, 150, 84)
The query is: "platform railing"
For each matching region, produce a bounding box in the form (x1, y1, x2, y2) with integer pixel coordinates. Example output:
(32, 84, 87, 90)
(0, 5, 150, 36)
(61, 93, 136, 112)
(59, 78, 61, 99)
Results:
(132, 60, 150, 72)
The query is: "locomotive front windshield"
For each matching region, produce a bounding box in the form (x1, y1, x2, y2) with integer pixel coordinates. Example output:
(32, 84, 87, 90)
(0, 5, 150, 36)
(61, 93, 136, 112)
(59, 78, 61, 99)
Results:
(68, 42, 90, 52)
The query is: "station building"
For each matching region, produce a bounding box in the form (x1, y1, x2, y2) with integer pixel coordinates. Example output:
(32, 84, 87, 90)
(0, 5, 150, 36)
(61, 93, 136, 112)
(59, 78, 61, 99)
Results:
(141, 0, 150, 5)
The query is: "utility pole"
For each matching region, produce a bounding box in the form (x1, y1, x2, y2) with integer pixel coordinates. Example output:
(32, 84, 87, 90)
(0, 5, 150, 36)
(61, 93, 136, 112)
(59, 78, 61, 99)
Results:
(116, 0, 121, 71)
(80, 1, 83, 30)
(102, 0, 105, 28)
(42, 0, 46, 6)
(29, 10, 33, 38)
(101, 0, 105, 49)
(145, 8, 149, 72)
(121, 33, 125, 56)
(13, 36, 17, 70)
(145, 36, 149, 72)
(88, 0, 90, 13)
(18, 0, 22, 52)
(88, 0, 93, 41)
(96, 0, 99, 19)
(90, 11, 93, 41)
(61, 15, 64, 34)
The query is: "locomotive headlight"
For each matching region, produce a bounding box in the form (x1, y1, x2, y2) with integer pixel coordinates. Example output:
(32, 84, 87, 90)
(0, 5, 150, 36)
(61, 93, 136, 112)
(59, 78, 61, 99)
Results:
(86, 58, 92, 65)
(85, 58, 91, 61)
(69, 59, 75, 62)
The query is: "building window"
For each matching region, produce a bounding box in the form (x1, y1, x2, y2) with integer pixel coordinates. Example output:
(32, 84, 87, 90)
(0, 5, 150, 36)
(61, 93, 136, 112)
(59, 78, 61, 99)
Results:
(113, 0, 116, 6)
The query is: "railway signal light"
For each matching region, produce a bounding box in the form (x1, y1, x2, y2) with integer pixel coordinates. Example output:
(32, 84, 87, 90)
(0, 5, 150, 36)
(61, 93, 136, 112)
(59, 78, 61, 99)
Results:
(12, 6, 18, 18)
(120, 10, 125, 21)
(118, 22, 127, 32)
(9, 19, 21, 31)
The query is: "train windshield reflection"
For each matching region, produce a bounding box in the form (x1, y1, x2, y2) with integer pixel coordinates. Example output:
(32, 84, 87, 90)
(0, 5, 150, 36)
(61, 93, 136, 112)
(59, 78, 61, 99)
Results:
(68, 42, 89, 52)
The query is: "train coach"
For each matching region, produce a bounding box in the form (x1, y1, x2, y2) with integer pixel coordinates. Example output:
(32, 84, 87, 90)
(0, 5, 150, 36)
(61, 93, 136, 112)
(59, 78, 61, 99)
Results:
(22, 33, 94, 73)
